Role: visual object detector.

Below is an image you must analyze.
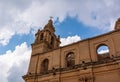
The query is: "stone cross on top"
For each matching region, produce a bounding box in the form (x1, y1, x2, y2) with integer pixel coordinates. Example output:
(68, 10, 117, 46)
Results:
(50, 16, 53, 20)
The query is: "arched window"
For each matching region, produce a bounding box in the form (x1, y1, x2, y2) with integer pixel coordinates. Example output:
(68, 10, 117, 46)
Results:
(66, 52, 75, 67)
(41, 59, 49, 74)
(35, 34, 39, 42)
(40, 33, 44, 40)
(96, 44, 110, 60)
(50, 36, 54, 45)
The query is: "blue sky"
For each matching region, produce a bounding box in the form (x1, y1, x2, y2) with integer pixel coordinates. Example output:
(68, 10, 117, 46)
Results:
(0, 17, 104, 54)
(0, 0, 120, 82)
(55, 16, 103, 38)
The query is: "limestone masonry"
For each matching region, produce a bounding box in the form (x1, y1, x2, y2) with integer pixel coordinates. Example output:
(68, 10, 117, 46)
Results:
(23, 18, 120, 82)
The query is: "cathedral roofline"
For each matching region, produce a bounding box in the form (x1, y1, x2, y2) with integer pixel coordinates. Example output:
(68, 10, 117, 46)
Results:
(61, 29, 120, 48)
(32, 29, 120, 56)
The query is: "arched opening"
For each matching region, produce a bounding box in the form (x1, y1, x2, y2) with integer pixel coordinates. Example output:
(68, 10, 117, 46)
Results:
(40, 33, 44, 40)
(66, 52, 75, 67)
(96, 44, 110, 60)
(50, 36, 54, 46)
(35, 34, 39, 42)
(41, 59, 49, 74)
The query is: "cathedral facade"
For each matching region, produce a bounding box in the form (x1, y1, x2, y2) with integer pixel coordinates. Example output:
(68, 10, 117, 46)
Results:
(23, 18, 120, 82)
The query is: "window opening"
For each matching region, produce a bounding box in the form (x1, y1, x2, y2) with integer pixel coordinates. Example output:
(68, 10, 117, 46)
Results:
(97, 45, 110, 60)
(41, 59, 49, 74)
(40, 33, 44, 40)
(66, 52, 75, 67)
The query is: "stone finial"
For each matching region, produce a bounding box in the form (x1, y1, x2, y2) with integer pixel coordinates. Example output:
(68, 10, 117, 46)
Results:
(115, 17, 120, 30)
(48, 18, 53, 25)
(44, 17, 55, 33)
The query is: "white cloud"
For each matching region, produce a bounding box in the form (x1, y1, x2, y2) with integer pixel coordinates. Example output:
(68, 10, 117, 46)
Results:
(60, 35, 81, 46)
(0, 42, 31, 82)
(0, 0, 120, 46)
(0, 35, 81, 82)
(98, 49, 109, 54)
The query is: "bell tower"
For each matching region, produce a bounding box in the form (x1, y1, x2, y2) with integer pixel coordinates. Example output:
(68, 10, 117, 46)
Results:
(31, 18, 60, 55)
(115, 18, 120, 30)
